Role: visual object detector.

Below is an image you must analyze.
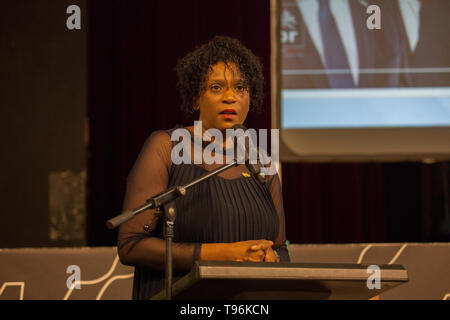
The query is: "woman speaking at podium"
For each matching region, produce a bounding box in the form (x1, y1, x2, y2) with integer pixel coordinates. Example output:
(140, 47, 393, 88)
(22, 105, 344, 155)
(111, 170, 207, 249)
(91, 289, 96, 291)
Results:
(117, 36, 290, 299)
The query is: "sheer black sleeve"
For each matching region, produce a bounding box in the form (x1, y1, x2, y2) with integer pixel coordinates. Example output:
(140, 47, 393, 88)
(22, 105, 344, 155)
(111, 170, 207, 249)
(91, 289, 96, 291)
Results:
(117, 130, 200, 272)
(267, 172, 291, 262)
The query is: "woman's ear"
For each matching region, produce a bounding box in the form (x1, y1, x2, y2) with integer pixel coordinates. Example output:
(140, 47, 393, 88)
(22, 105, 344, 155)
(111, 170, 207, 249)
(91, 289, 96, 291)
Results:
(192, 96, 200, 112)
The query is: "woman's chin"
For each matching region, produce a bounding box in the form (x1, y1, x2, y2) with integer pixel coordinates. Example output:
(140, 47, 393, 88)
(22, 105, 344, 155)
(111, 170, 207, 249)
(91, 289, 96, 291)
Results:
(200, 118, 244, 131)
(218, 119, 242, 130)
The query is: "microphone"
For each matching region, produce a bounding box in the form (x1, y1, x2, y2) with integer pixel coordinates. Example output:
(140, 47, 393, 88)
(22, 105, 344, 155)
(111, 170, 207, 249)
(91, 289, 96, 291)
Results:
(106, 201, 154, 229)
(231, 124, 266, 185)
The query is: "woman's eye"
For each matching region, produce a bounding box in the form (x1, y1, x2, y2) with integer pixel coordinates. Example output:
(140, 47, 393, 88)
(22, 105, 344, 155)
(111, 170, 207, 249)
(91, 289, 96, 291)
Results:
(210, 85, 221, 91)
(235, 85, 248, 93)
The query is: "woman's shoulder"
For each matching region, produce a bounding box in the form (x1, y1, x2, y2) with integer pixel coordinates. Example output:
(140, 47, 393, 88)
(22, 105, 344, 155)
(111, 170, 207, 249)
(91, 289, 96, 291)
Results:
(145, 129, 171, 144)
(153, 125, 194, 139)
(138, 129, 174, 158)
(143, 126, 192, 155)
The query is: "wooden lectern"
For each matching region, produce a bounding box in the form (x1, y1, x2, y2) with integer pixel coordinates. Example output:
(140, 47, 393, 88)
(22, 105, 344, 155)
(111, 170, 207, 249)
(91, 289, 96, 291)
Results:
(151, 261, 408, 300)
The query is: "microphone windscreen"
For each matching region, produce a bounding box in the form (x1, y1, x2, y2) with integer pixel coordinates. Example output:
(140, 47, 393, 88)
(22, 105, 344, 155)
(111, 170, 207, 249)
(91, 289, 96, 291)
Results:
(231, 123, 247, 131)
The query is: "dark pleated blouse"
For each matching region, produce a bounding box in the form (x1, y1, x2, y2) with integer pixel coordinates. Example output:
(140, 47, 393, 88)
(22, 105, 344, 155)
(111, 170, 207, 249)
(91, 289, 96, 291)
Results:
(122, 129, 289, 300)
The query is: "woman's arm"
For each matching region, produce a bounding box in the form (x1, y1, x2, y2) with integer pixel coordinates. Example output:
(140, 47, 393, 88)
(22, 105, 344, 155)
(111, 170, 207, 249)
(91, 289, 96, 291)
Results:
(265, 172, 291, 262)
(117, 130, 195, 270)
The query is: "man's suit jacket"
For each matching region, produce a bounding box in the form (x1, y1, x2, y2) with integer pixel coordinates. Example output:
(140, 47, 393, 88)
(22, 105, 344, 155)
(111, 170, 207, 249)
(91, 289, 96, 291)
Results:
(281, 0, 412, 89)
(409, 0, 450, 87)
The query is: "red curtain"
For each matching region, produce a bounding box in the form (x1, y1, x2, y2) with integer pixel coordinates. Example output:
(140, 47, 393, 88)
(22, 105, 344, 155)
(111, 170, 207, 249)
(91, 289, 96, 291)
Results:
(282, 162, 387, 243)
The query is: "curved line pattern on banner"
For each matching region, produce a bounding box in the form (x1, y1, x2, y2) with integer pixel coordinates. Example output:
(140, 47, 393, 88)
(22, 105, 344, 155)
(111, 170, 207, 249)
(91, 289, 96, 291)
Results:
(356, 243, 409, 265)
(0, 282, 25, 300)
(63, 254, 133, 300)
(95, 273, 134, 300)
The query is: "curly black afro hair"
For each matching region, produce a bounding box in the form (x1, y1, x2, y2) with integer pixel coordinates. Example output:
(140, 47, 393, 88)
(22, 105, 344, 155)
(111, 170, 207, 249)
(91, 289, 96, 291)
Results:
(175, 35, 264, 115)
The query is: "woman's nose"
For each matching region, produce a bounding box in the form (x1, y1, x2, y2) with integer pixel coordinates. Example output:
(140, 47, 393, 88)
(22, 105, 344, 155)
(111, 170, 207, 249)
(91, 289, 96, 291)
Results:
(222, 87, 236, 104)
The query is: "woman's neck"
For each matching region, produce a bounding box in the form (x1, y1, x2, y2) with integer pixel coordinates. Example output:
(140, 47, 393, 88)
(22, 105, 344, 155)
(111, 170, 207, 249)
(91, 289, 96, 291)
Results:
(186, 125, 234, 150)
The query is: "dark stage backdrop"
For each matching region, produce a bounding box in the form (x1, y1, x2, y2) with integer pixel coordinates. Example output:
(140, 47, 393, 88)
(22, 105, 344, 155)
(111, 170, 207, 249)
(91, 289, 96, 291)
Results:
(86, 0, 450, 246)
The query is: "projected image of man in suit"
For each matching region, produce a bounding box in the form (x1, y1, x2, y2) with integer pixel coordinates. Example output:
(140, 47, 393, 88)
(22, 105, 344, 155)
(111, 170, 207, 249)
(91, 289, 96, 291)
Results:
(281, 0, 450, 89)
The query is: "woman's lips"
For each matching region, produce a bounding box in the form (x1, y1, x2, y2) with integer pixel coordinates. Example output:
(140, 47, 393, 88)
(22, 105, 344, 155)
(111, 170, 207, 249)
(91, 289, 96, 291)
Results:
(219, 109, 237, 119)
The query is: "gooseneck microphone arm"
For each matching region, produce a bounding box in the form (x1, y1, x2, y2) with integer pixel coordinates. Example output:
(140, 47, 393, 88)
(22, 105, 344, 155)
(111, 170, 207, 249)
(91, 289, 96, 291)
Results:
(105, 158, 238, 300)
(232, 123, 267, 185)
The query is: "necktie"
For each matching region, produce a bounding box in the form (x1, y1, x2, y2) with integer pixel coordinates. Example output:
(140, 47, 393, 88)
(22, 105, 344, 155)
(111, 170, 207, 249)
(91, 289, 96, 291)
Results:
(318, 0, 355, 88)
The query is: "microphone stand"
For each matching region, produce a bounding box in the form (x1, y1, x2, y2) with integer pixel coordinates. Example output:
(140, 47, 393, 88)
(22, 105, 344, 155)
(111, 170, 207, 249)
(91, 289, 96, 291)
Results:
(106, 160, 239, 300)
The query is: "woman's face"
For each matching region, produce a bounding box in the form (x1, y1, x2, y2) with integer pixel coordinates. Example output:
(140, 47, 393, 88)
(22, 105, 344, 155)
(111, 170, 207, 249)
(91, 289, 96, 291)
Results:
(197, 61, 250, 131)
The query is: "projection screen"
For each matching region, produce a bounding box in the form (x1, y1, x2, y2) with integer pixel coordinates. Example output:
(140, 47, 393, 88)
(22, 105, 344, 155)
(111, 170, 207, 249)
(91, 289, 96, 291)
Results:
(271, 0, 450, 162)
